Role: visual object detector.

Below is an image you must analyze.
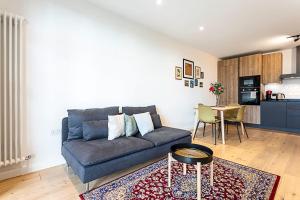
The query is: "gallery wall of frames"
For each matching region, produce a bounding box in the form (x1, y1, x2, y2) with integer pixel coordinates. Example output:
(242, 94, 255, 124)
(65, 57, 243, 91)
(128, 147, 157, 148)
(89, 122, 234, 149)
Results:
(175, 59, 204, 88)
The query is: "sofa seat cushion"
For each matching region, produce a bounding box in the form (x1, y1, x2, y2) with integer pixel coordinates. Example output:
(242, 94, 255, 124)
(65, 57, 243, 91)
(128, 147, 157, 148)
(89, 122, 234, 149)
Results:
(137, 127, 191, 146)
(63, 137, 154, 166)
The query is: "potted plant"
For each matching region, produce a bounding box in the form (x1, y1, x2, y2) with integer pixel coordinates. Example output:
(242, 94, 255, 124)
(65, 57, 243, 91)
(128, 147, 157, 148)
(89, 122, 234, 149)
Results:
(209, 82, 224, 106)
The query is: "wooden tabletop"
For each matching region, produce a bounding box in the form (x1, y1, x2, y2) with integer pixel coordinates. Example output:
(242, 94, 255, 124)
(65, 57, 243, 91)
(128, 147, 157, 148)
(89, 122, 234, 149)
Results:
(211, 105, 240, 111)
(194, 105, 240, 111)
(175, 148, 210, 159)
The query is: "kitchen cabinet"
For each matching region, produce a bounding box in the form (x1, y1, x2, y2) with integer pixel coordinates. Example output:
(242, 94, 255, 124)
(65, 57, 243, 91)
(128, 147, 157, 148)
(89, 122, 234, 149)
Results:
(239, 54, 262, 77)
(261, 101, 286, 128)
(287, 102, 300, 129)
(218, 58, 239, 105)
(262, 53, 282, 84)
(244, 105, 260, 124)
(260, 101, 300, 133)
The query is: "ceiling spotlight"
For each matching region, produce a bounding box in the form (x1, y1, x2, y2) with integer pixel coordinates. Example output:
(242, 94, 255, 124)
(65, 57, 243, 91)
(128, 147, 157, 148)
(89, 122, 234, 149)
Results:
(199, 26, 205, 31)
(287, 34, 300, 42)
(156, 0, 163, 6)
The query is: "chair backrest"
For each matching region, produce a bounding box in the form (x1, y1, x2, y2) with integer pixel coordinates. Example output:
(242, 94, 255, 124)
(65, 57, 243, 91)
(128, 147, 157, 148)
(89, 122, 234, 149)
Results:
(236, 105, 246, 122)
(224, 104, 240, 119)
(198, 105, 216, 123)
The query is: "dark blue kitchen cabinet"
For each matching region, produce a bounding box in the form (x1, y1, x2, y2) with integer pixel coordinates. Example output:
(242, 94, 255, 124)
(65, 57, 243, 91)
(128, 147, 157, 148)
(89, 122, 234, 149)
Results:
(287, 102, 300, 130)
(261, 101, 287, 128)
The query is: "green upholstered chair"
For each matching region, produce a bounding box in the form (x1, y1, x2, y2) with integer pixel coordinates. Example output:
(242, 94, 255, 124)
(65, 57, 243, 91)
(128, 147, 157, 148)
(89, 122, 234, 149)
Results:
(223, 104, 240, 134)
(193, 105, 220, 145)
(224, 105, 249, 142)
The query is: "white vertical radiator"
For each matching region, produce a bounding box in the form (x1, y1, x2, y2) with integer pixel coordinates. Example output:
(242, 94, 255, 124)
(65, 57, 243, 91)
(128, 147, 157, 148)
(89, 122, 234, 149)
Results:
(0, 11, 25, 167)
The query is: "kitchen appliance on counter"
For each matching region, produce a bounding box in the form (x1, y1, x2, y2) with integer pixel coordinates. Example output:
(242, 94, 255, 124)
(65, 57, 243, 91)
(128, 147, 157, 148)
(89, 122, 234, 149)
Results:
(266, 90, 272, 101)
(272, 93, 286, 101)
(239, 76, 261, 105)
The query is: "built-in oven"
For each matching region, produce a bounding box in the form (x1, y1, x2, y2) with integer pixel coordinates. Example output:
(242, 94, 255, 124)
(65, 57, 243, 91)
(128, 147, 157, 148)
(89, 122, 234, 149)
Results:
(239, 75, 260, 88)
(239, 76, 261, 105)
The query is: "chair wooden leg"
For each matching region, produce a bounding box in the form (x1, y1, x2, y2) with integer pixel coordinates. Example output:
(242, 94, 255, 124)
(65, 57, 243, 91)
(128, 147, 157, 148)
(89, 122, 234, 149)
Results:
(242, 122, 249, 138)
(236, 123, 242, 143)
(203, 123, 206, 137)
(226, 123, 229, 135)
(214, 124, 217, 145)
(218, 123, 221, 139)
(193, 121, 201, 140)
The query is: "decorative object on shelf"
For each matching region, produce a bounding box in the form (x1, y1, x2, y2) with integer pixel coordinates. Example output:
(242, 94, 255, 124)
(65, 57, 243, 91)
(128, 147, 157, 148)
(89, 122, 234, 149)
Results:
(190, 80, 194, 88)
(175, 66, 182, 80)
(195, 66, 201, 79)
(195, 79, 199, 86)
(200, 82, 203, 88)
(183, 59, 194, 79)
(184, 80, 189, 87)
(200, 72, 205, 79)
(209, 82, 224, 106)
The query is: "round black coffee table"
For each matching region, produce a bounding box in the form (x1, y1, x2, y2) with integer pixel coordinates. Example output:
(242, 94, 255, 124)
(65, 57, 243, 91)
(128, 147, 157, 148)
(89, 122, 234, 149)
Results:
(168, 143, 214, 200)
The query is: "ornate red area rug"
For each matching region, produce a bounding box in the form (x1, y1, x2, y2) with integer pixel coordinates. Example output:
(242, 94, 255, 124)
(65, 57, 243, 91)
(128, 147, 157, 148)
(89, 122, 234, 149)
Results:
(80, 157, 280, 200)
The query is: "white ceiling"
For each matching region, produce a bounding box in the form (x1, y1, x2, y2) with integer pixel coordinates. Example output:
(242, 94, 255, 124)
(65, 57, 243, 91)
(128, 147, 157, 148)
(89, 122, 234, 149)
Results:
(88, 0, 300, 58)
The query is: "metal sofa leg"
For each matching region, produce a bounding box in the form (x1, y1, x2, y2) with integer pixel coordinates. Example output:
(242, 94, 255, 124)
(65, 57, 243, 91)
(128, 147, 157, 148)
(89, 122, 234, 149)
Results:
(66, 163, 69, 173)
(86, 182, 90, 192)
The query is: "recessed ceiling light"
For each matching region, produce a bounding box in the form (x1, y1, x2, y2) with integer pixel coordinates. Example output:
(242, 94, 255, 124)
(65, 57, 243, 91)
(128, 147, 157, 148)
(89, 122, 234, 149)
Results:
(199, 26, 205, 31)
(156, 0, 163, 6)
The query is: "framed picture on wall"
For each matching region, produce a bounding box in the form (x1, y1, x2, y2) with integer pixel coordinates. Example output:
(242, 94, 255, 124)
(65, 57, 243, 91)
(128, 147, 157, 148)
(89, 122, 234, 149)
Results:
(190, 80, 194, 88)
(195, 66, 201, 79)
(200, 72, 205, 79)
(184, 80, 189, 87)
(183, 59, 194, 79)
(175, 66, 182, 80)
(195, 79, 199, 86)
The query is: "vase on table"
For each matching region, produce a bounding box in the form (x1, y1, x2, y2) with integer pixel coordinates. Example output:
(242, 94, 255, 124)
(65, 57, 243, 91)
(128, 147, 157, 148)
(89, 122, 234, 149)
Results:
(216, 95, 220, 106)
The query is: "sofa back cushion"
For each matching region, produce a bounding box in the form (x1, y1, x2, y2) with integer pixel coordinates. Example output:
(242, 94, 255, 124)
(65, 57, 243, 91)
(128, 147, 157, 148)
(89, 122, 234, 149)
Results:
(82, 120, 108, 141)
(122, 105, 157, 115)
(151, 114, 162, 129)
(67, 107, 119, 140)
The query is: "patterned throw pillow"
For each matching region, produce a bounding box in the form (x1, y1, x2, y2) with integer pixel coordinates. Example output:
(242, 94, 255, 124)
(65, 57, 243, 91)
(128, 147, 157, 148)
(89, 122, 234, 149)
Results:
(124, 115, 139, 137)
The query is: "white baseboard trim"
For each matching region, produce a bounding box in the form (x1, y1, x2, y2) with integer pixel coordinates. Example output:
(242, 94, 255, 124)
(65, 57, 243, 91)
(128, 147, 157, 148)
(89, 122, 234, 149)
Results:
(0, 159, 65, 181)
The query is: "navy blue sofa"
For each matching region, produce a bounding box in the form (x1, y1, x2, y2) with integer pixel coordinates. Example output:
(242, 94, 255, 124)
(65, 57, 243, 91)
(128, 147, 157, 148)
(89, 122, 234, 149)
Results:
(61, 106, 191, 190)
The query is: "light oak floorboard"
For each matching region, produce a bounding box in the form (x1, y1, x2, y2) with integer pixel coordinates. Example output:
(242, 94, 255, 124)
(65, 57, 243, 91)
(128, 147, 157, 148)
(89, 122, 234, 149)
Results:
(0, 127, 299, 200)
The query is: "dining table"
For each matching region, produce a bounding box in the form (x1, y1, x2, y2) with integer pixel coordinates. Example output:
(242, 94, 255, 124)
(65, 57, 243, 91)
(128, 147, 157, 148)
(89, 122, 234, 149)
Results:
(193, 105, 242, 144)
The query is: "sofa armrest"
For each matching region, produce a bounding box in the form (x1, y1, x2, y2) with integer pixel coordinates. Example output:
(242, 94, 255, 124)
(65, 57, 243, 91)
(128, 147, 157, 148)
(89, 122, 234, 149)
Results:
(62, 117, 69, 145)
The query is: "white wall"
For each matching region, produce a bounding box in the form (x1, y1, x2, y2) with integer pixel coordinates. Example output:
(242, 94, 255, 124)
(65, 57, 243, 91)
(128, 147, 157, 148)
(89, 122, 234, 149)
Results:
(0, 0, 218, 179)
(265, 48, 300, 99)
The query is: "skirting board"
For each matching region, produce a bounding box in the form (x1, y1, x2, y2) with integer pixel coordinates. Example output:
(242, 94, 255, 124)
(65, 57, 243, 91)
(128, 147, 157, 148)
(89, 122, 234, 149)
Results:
(0, 159, 65, 181)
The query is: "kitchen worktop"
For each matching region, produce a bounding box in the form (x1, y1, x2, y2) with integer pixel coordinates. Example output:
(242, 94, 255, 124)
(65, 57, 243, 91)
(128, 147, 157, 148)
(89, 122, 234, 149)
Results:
(262, 99, 300, 102)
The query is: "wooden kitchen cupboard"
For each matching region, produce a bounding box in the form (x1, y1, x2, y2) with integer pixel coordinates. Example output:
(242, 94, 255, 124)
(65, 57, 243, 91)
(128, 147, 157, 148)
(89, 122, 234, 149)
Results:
(217, 58, 239, 105)
(239, 54, 262, 77)
(244, 106, 261, 124)
(262, 52, 282, 84)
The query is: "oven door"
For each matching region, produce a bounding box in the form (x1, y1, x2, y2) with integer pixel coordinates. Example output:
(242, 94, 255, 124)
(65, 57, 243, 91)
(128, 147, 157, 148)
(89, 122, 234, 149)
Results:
(239, 88, 260, 105)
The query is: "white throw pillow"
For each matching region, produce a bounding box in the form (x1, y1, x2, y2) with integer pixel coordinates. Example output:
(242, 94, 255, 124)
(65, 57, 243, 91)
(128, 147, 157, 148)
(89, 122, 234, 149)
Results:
(134, 112, 154, 136)
(108, 114, 125, 140)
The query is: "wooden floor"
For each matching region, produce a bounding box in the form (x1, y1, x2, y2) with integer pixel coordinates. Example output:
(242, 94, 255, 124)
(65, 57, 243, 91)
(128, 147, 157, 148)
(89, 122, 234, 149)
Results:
(0, 126, 299, 200)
